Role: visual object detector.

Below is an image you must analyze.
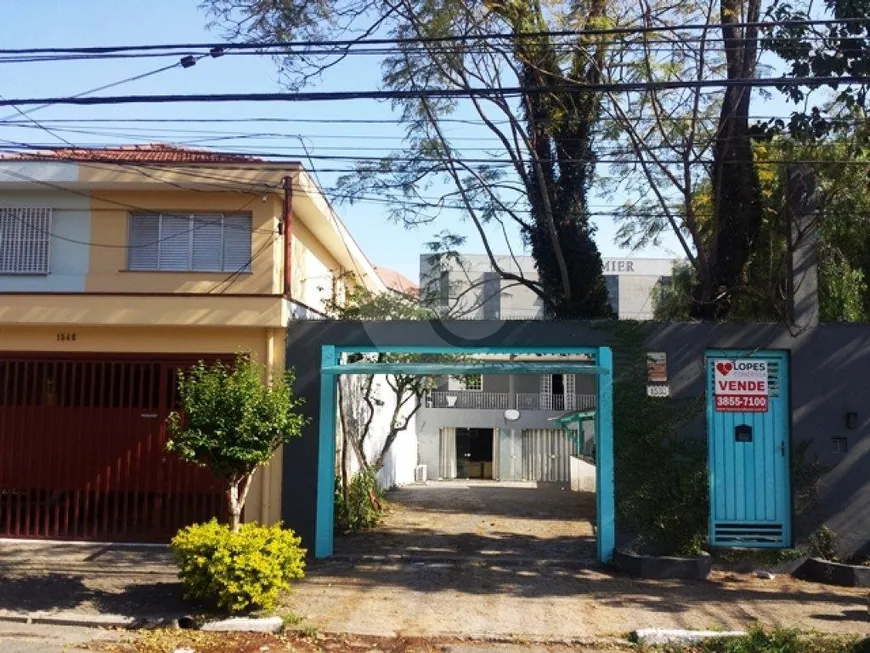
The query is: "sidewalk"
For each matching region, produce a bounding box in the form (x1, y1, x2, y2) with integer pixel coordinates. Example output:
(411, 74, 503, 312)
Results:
(283, 558, 869, 640)
(0, 541, 866, 642)
(0, 542, 181, 622)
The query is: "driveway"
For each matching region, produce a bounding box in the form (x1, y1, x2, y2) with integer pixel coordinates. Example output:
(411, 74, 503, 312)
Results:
(287, 481, 869, 639)
(333, 480, 598, 563)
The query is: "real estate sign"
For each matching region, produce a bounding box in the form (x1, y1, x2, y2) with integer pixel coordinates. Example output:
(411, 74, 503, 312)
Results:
(713, 359, 769, 412)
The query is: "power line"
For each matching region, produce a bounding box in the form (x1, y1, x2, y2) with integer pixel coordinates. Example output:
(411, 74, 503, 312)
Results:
(0, 17, 862, 56)
(1, 76, 863, 107)
(0, 53, 217, 123)
(6, 142, 868, 166)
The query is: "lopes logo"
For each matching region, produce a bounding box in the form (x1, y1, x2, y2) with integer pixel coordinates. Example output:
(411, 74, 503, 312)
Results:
(713, 358, 769, 412)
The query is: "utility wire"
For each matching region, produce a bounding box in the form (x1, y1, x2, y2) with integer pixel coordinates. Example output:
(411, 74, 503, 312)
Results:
(0, 76, 864, 107)
(5, 142, 868, 166)
(0, 16, 863, 56)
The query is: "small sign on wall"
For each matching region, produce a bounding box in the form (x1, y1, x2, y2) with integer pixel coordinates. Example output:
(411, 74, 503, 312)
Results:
(646, 352, 667, 383)
(714, 359, 769, 412)
(646, 384, 670, 398)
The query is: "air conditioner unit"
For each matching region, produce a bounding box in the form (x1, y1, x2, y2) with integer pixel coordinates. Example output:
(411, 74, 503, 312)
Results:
(414, 464, 428, 484)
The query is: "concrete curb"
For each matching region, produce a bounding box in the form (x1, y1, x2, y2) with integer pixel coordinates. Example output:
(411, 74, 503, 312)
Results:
(201, 616, 284, 633)
(0, 610, 137, 629)
(634, 628, 746, 646)
(285, 623, 630, 647)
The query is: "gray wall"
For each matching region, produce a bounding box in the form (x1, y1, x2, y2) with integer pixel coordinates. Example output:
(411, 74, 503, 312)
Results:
(285, 319, 870, 557)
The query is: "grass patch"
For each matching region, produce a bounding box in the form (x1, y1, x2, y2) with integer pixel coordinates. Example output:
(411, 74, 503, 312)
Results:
(652, 626, 869, 653)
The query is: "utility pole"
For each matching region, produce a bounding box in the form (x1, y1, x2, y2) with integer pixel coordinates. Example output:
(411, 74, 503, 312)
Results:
(786, 164, 820, 328)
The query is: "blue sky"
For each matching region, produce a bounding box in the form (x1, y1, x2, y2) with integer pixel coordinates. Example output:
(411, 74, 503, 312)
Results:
(0, 1, 794, 281)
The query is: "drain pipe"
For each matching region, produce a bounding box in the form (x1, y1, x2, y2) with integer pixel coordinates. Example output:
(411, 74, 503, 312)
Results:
(282, 175, 294, 297)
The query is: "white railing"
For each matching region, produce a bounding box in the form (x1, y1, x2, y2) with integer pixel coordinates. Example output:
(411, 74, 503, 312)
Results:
(427, 391, 596, 411)
(515, 393, 596, 411)
(428, 391, 511, 409)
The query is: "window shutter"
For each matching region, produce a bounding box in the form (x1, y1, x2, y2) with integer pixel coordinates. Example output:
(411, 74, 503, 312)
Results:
(191, 214, 224, 271)
(158, 215, 191, 271)
(222, 214, 252, 273)
(128, 214, 160, 271)
(0, 207, 51, 274)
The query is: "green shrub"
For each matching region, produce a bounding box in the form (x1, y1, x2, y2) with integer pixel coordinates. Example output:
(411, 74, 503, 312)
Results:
(334, 467, 385, 535)
(808, 525, 839, 561)
(170, 519, 306, 613)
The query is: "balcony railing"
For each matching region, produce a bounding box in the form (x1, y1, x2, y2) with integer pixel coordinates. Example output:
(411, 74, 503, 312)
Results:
(427, 391, 596, 411)
(516, 393, 596, 411)
(428, 391, 511, 409)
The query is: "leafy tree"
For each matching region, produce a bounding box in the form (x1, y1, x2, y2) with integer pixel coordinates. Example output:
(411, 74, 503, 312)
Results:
(652, 136, 870, 323)
(599, 0, 767, 319)
(652, 262, 697, 320)
(765, 0, 870, 133)
(322, 277, 437, 507)
(166, 354, 307, 531)
(201, 0, 614, 319)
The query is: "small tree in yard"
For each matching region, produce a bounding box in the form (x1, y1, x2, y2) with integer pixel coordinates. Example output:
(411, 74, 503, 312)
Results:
(167, 353, 307, 532)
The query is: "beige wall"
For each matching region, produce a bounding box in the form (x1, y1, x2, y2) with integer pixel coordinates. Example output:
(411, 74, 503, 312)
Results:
(85, 191, 283, 295)
(0, 294, 285, 328)
(291, 218, 342, 313)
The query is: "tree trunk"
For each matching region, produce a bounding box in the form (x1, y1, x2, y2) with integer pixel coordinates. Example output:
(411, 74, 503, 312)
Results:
(338, 383, 350, 503)
(227, 481, 242, 532)
(226, 471, 256, 532)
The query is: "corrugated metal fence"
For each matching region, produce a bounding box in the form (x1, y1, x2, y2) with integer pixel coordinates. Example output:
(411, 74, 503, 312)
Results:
(0, 355, 226, 542)
(521, 428, 582, 483)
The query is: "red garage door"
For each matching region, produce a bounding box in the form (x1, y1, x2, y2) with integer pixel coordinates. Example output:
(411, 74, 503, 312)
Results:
(0, 355, 227, 541)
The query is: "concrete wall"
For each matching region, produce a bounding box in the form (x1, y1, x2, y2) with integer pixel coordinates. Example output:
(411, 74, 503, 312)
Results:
(285, 320, 870, 557)
(339, 374, 418, 490)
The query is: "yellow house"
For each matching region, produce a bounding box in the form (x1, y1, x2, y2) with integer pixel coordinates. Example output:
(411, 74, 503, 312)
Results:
(0, 144, 386, 542)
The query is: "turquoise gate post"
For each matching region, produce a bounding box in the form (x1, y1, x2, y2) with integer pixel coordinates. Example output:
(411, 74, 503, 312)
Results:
(314, 345, 337, 559)
(595, 346, 615, 564)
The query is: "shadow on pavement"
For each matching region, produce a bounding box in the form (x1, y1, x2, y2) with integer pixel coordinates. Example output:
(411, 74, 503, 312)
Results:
(0, 571, 191, 618)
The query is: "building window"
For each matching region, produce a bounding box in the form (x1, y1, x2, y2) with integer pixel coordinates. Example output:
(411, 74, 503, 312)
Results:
(463, 374, 483, 391)
(448, 374, 483, 391)
(0, 207, 51, 274)
(127, 213, 253, 272)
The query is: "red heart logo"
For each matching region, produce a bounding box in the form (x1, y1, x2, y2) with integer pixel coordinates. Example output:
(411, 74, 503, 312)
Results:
(716, 362, 733, 376)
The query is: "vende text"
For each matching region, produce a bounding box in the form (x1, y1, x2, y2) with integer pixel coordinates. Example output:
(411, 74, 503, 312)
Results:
(716, 379, 767, 395)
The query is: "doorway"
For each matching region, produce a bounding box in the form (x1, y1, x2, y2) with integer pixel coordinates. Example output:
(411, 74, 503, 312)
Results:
(456, 428, 494, 479)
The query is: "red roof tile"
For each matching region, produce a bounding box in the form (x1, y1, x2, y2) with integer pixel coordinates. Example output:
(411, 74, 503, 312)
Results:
(374, 266, 419, 297)
(3, 143, 263, 163)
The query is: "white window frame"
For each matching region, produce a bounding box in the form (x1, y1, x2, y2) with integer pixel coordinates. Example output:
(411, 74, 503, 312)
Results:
(127, 212, 253, 273)
(448, 374, 483, 392)
(0, 207, 52, 275)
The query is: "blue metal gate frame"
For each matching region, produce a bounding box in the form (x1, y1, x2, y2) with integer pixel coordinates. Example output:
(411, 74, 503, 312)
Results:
(316, 344, 615, 564)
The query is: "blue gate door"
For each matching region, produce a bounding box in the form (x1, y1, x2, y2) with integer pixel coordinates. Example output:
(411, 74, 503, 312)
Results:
(706, 350, 791, 547)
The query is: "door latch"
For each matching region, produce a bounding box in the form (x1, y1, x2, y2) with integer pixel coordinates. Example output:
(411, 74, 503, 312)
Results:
(779, 441, 786, 457)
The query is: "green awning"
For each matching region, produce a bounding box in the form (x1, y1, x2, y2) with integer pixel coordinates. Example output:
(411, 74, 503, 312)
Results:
(548, 409, 596, 427)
